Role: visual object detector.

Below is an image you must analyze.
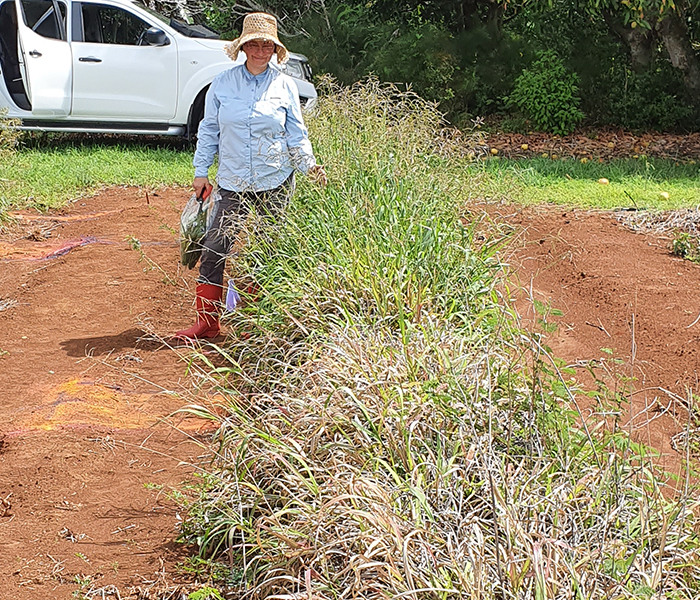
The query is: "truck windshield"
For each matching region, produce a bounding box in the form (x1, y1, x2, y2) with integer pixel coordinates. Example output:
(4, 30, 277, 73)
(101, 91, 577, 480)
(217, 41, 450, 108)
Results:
(133, 2, 220, 38)
(133, 2, 168, 24)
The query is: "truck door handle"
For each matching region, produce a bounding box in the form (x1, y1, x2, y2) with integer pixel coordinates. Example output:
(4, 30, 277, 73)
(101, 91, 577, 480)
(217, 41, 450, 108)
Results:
(78, 56, 102, 63)
(28, 50, 42, 57)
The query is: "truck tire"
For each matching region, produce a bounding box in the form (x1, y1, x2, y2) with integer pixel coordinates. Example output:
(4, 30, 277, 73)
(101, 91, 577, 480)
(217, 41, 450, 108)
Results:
(186, 86, 209, 142)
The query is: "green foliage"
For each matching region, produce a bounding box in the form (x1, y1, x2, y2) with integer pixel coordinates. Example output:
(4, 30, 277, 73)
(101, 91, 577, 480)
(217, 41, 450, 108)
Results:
(290, 3, 527, 124)
(179, 556, 243, 586)
(188, 586, 224, 600)
(175, 79, 700, 600)
(672, 232, 700, 261)
(174, 0, 700, 130)
(371, 21, 459, 106)
(509, 51, 584, 135)
(604, 67, 697, 132)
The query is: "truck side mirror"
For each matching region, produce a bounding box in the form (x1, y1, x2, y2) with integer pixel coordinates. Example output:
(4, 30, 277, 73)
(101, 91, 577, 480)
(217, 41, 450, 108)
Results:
(145, 28, 169, 46)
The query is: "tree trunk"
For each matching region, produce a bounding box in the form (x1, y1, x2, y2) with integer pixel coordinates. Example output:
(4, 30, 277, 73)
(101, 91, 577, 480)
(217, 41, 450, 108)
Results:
(486, 0, 505, 37)
(457, 0, 479, 32)
(603, 11, 654, 73)
(657, 12, 700, 98)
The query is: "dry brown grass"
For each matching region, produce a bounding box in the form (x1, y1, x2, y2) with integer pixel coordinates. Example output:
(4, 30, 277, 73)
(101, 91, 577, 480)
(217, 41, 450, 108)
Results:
(175, 80, 700, 600)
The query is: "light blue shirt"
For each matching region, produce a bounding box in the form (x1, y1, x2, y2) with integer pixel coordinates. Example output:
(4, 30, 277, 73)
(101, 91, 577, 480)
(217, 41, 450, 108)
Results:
(193, 64, 317, 192)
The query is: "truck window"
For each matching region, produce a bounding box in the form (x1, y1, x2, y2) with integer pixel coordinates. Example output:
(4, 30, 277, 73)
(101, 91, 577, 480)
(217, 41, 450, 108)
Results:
(80, 3, 150, 45)
(20, 0, 67, 40)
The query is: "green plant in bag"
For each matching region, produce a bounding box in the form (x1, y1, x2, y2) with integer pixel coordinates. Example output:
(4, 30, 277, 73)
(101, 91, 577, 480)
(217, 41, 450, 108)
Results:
(180, 186, 216, 269)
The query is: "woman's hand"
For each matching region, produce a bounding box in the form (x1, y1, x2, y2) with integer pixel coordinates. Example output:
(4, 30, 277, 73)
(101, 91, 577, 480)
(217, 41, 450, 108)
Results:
(193, 177, 212, 199)
(308, 165, 328, 187)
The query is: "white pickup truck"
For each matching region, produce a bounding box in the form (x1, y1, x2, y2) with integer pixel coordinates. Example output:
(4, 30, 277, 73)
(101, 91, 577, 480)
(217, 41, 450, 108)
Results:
(0, 0, 317, 136)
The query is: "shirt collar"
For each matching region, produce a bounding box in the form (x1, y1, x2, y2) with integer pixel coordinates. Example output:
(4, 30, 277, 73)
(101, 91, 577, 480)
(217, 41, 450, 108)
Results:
(242, 64, 271, 83)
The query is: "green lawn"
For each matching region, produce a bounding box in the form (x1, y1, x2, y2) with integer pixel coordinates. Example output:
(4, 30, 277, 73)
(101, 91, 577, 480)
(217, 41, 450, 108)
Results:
(1, 136, 699, 220)
(474, 156, 700, 209)
(0, 139, 195, 217)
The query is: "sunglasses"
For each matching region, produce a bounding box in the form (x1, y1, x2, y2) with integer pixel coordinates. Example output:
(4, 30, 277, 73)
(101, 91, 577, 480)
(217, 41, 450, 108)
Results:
(244, 41, 276, 52)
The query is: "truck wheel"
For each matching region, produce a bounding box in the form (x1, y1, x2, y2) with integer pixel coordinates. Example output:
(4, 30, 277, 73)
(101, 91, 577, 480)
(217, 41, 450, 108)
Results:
(186, 86, 208, 142)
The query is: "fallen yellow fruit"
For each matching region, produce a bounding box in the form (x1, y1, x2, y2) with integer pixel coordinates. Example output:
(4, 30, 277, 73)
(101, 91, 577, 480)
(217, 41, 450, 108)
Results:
(659, 191, 670, 200)
(490, 148, 499, 155)
(607, 142, 615, 148)
(580, 157, 588, 164)
(521, 143, 529, 150)
(598, 178, 609, 185)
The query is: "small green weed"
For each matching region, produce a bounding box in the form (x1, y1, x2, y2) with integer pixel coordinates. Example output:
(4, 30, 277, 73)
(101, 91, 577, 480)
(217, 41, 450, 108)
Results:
(188, 586, 224, 600)
(126, 235, 177, 285)
(178, 557, 243, 586)
(71, 574, 92, 599)
(672, 232, 700, 261)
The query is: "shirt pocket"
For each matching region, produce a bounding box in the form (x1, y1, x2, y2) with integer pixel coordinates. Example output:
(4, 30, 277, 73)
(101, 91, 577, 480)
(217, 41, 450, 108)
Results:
(257, 95, 287, 130)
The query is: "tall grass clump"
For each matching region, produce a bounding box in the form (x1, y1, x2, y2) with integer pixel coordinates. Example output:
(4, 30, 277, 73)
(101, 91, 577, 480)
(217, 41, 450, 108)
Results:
(0, 108, 21, 219)
(0, 108, 20, 156)
(178, 79, 700, 599)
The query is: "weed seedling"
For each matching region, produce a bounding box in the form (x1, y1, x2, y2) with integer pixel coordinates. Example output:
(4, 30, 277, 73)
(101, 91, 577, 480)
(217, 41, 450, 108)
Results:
(126, 234, 177, 285)
(188, 586, 224, 600)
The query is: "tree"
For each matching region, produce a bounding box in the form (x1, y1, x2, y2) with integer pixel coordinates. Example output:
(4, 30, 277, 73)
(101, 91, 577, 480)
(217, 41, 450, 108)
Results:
(583, 0, 700, 97)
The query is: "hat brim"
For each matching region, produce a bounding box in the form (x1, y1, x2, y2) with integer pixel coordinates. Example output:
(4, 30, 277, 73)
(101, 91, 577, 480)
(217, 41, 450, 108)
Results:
(224, 34, 288, 64)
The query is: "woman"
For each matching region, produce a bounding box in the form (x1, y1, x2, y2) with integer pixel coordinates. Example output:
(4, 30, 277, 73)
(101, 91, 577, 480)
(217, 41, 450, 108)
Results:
(175, 12, 326, 341)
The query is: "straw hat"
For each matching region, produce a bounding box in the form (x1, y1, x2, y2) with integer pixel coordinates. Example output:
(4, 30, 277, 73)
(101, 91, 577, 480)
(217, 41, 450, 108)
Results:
(224, 12, 288, 64)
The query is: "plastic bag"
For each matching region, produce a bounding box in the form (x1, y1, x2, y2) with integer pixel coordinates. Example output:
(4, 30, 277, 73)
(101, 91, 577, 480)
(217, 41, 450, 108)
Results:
(179, 185, 218, 269)
(225, 279, 241, 312)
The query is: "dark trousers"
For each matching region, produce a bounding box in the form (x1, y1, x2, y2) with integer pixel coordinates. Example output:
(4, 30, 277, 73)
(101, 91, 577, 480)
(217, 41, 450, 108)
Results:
(198, 175, 294, 288)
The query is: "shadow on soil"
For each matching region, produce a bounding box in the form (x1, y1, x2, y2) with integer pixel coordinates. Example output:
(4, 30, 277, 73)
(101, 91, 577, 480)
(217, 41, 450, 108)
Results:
(59, 327, 166, 357)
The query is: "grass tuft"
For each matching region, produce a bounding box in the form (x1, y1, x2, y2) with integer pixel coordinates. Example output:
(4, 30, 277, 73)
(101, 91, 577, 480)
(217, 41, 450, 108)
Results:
(176, 80, 700, 599)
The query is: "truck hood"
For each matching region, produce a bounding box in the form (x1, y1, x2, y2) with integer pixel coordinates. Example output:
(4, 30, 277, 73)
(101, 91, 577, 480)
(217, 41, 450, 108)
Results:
(192, 38, 230, 51)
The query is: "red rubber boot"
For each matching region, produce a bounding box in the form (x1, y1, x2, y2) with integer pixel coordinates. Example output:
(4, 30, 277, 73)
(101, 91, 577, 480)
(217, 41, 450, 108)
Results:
(174, 283, 222, 340)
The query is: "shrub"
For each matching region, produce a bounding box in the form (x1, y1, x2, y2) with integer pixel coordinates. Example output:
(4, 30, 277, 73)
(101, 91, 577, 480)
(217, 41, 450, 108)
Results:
(604, 67, 698, 132)
(509, 50, 584, 135)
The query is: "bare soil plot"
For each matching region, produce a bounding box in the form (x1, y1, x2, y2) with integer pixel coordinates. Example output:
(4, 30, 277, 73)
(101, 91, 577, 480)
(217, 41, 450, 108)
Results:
(0, 188, 215, 599)
(501, 204, 699, 475)
(0, 187, 697, 598)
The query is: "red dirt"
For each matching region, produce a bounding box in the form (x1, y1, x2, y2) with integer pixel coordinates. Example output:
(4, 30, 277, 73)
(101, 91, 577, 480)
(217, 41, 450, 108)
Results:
(0, 188, 218, 599)
(500, 204, 699, 475)
(1, 187, 698, 598)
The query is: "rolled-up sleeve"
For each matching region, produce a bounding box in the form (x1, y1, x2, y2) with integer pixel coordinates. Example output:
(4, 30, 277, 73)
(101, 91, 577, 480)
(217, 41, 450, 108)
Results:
(193, 79, 221, 178)
(284, 82, 316, 174)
